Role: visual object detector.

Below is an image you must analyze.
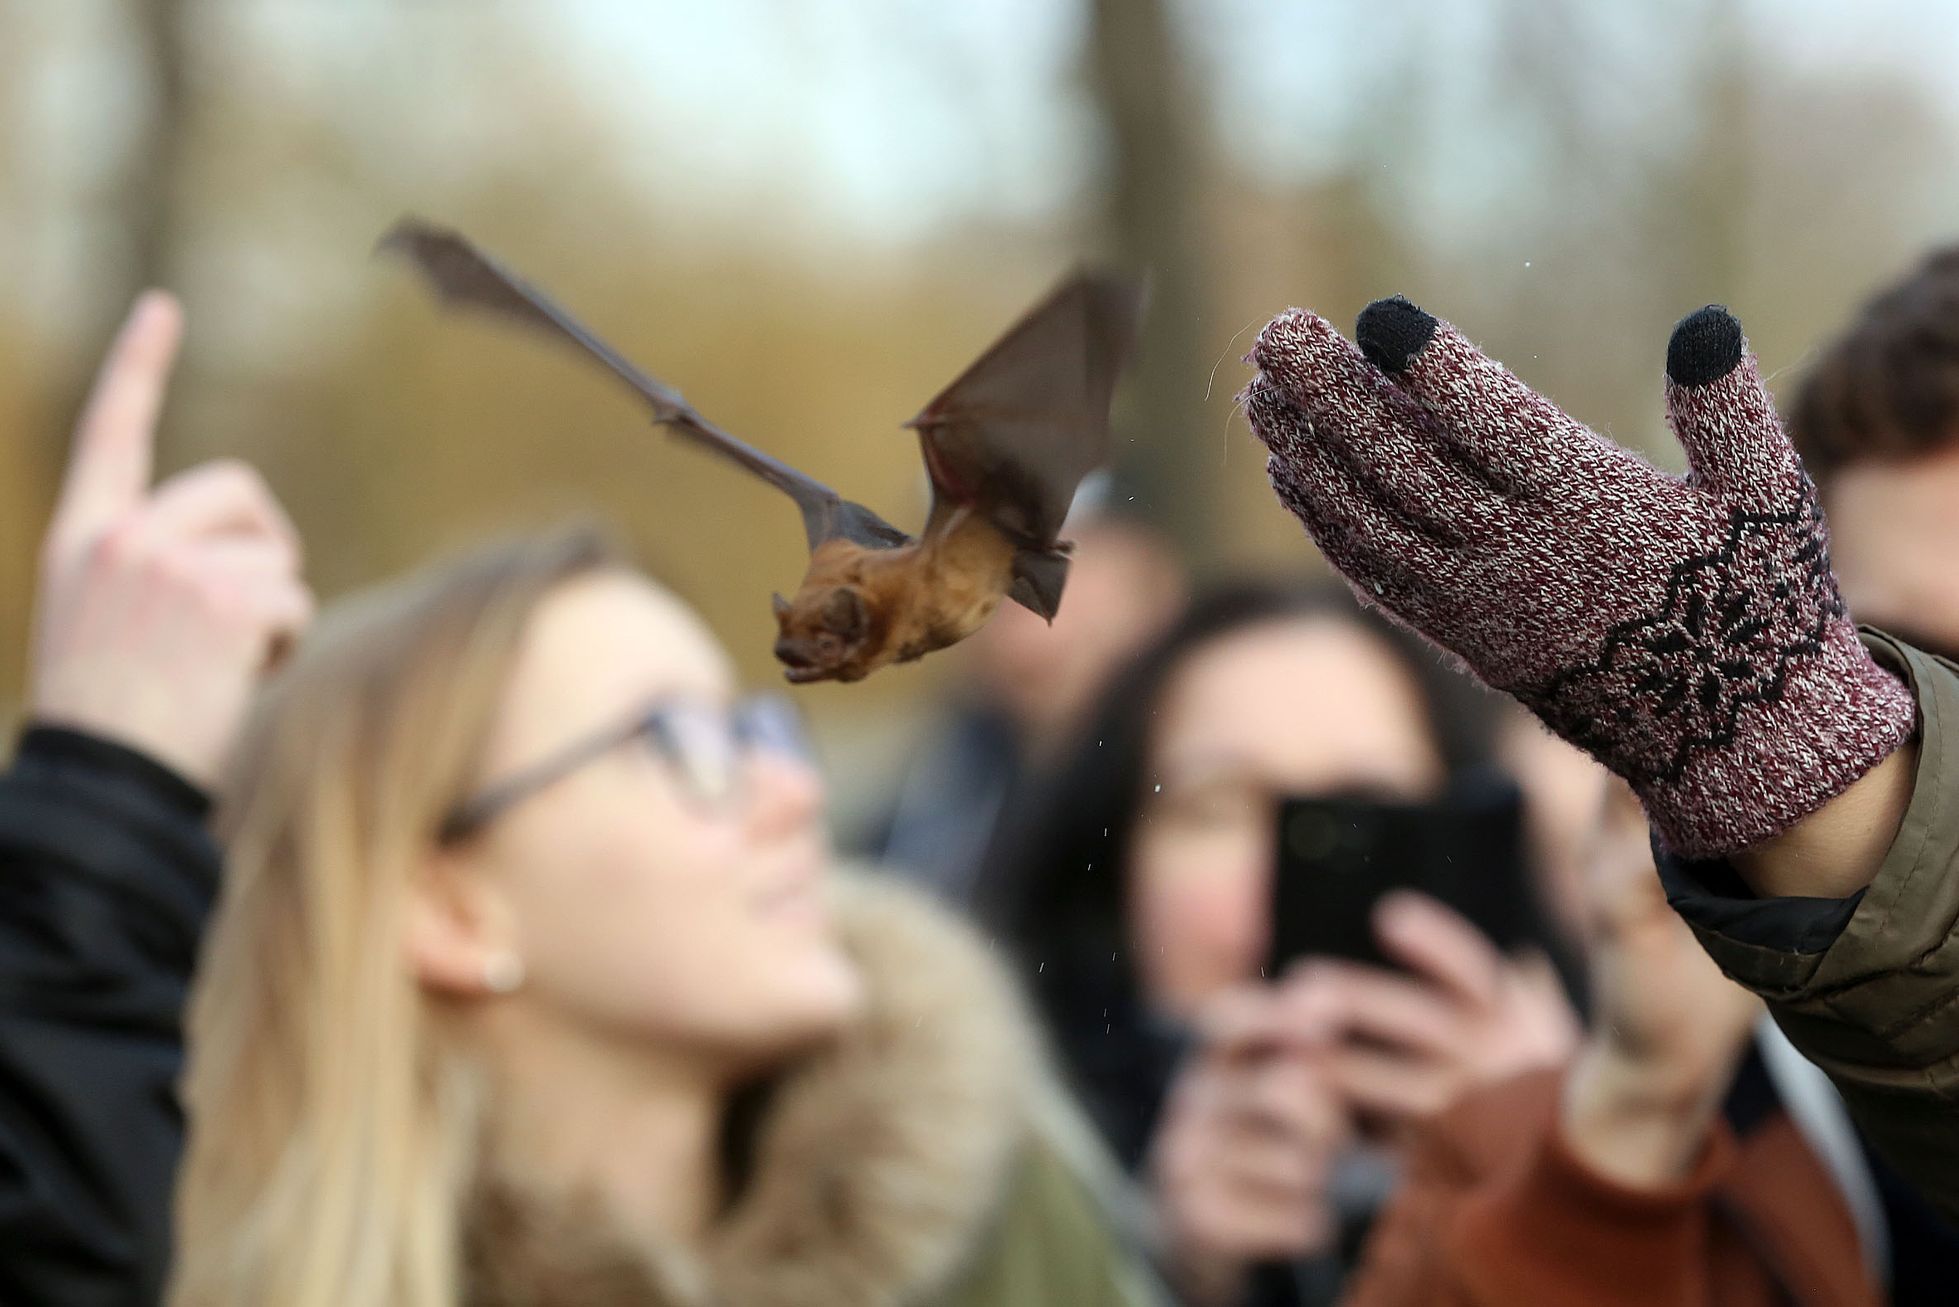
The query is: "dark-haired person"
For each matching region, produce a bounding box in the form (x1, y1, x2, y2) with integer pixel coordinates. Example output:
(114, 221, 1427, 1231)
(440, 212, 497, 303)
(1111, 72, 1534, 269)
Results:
(985, 581, 1580, 1306)
(1790, 246, 1959, 661)
(1241, 288, 1959, 1230)
(1345, 785, 1888, 1307)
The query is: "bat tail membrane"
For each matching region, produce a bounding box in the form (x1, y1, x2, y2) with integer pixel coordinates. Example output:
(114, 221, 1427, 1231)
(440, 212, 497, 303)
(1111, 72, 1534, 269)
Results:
(1007, 546, 1072, 622)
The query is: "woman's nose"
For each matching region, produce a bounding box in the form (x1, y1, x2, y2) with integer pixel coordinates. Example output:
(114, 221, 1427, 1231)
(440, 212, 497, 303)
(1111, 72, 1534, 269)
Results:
(744, 747, 826, 837)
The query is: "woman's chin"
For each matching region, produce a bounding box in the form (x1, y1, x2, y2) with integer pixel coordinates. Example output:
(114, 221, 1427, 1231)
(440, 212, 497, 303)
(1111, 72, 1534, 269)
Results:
(745, 947, 866, 1064)
(798, 946, 869, 1032)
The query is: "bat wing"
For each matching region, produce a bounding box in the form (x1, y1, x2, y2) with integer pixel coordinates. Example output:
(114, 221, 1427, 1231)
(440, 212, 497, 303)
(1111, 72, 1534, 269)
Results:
(378, 217, 911, 555)
(1008, 546, 1072, 622)
(904, 270, 1146, 557)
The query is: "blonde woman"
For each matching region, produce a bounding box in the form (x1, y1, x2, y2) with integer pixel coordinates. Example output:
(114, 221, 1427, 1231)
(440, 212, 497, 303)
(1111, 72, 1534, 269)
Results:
(5, 299, 1154, 1306)
(164, 522, 1158, 1307)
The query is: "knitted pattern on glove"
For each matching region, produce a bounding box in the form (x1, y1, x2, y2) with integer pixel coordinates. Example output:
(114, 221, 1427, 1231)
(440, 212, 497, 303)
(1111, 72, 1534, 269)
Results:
(1243, 298, 1916, 857)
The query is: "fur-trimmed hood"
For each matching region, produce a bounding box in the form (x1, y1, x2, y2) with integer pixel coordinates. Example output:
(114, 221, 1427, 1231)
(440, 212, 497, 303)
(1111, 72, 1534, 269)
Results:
(466, 873, 1074, 1306)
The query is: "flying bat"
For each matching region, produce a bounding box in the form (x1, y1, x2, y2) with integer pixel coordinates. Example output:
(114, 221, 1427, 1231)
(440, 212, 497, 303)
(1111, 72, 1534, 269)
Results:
(378, 217, 1146, 683)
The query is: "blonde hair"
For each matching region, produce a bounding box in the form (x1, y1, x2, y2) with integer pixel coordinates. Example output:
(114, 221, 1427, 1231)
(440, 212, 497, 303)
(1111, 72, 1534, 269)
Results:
(169, 525, 620, 1307)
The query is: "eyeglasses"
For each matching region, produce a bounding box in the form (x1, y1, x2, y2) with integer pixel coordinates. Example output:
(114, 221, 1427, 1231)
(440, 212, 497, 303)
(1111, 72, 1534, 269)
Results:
(439, 694, 813, 845)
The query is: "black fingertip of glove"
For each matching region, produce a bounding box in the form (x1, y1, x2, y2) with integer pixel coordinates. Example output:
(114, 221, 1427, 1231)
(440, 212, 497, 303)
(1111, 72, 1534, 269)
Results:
(1666, 305, 1744, 387)
(1356, 296, 1438, 374)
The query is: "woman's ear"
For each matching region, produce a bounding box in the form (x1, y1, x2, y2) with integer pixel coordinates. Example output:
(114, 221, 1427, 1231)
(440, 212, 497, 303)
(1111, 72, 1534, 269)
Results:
(407, 851, 522, 998)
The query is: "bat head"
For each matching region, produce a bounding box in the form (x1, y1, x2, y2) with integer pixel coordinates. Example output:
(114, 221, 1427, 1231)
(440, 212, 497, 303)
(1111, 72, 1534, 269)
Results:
(772, 585, 879, 684)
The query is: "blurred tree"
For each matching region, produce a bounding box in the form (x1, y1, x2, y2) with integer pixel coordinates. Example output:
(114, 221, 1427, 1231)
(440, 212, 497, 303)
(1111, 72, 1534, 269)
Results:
(0, 0, 193, 704)
(0, 12, 41, 706)
(4, 0, 1958, 777)
(1085, 0, 1213, 557)
(128, 0, 190, 294)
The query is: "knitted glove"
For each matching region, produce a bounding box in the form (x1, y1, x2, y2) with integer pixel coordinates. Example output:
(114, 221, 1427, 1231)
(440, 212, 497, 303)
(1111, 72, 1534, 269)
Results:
(1243, 298, 1916, 857)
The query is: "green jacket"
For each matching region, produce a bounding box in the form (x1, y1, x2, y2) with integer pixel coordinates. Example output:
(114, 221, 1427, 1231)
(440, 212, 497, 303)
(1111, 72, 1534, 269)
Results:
(942, 1138, 1164, 1307)
(1666, 631, 1959, 1225)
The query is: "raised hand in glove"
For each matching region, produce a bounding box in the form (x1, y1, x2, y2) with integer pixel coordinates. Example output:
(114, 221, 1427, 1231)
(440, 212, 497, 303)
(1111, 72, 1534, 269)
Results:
(1242, 299, 1915, 857)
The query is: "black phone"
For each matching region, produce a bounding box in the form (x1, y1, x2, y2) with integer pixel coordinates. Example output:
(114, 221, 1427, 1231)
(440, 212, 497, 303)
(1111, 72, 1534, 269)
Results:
(1265, 771, 1539, 977)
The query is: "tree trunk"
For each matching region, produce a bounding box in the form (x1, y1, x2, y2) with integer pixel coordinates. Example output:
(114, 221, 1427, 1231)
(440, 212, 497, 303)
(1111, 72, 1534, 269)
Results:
(1085, 0, 1213, 556)
(127, 0, 191, 295)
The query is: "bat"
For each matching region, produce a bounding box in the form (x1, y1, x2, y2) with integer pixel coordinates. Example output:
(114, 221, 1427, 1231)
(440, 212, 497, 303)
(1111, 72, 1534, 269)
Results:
(378, 217, 1146, 684)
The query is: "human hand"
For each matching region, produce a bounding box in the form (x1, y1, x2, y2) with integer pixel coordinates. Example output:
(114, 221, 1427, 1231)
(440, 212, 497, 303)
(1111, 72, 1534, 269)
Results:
(29, 292, 312, 788)
(1243, 300, 1915, 858)
(1150, 985, 1351, 1305)
(1561, 783, 1761, 1187)
(1282, 892, 1579, 1135)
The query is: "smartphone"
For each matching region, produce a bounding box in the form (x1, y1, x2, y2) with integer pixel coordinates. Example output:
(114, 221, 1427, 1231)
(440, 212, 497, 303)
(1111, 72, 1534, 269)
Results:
(1265, 770, 1540, 977)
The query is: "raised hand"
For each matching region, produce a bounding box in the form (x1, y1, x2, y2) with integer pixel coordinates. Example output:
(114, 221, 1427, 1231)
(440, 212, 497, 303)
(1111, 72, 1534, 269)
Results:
(1149, 985, 1351, 1305)
(1279, 893, 1578, 1133)
(1561, 783, 1762, 1186)
(29, 292, 312, 788)
(1244, 300, 1915, 857)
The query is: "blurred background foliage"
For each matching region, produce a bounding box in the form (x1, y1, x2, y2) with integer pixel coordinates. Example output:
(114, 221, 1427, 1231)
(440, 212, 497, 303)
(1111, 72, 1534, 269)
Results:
(5, 0, 1957, 812)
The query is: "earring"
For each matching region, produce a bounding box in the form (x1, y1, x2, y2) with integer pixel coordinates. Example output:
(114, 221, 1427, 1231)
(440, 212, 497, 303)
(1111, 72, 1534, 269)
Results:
(482, 951, 526, 995)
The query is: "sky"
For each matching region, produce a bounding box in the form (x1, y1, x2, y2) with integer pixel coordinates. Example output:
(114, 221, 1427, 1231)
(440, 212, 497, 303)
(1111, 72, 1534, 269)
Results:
(542, 0, 1959, 238)
(8, 0, 1959, 337)
(12, 0, 1959, 236)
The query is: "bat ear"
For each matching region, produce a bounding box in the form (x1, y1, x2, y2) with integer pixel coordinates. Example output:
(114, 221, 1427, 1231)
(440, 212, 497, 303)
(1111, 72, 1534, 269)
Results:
(771, 592, 792, 622)
(821, 587, 870, 641)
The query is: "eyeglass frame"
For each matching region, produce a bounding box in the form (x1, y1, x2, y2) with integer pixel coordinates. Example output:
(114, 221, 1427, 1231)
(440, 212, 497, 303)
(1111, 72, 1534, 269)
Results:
(437, 693, 812, 846)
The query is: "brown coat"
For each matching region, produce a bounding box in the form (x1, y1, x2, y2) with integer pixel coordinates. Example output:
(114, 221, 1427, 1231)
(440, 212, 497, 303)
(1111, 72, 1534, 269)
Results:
(1341, 1068, 1878, 1307)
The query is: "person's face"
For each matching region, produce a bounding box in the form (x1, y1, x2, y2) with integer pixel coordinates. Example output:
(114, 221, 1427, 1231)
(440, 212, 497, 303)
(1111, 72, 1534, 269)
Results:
(1127, 619, 1446, 1021)
(1824, 442, 1959, 657)
(971, 522, 1184, 744)
(456, 572, 861, 1071)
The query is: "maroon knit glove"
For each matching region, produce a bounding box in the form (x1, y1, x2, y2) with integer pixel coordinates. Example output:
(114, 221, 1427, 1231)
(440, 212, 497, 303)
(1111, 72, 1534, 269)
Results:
(1243, 298, 1916, 857)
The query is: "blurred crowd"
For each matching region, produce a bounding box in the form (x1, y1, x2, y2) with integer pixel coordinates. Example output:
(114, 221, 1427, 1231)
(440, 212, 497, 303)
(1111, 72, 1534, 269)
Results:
(7, 244, 1959, 1307)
